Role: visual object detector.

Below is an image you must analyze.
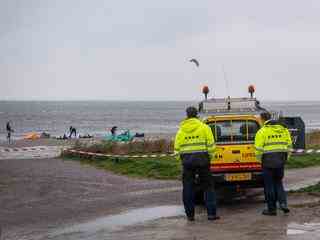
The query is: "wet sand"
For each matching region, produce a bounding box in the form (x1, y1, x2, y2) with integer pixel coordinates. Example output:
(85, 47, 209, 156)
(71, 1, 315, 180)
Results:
(0, 137, 96, 148)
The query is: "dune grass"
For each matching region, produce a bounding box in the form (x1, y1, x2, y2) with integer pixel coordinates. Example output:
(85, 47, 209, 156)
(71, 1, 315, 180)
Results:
(63, 132, 320, 179)
(65, 155, 181, 180)
(72, 139, 174, 155)
(292, 182, 320, 193)
(286, 154, 320, 169)
(306, 130, 320, 147)
(63, 153, 320, 180)
(64, 139, 180, 179)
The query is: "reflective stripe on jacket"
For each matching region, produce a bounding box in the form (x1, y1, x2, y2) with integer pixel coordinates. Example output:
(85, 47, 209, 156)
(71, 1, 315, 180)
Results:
(174, 118, 216, 161)
(254, 120, 293, 161)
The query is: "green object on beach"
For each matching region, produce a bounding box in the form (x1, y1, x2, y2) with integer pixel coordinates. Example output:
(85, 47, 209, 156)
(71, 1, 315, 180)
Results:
(105, 130, 134, 142)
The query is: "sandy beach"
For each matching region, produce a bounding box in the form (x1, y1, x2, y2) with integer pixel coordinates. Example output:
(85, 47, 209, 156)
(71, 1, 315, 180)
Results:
(0, 132, 175, 149)
(0, 138, 86, 148)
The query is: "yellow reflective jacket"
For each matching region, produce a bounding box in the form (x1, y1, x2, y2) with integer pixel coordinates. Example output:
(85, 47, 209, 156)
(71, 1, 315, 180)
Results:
(174, 118, 216, 161)
(254, 120, 293, 161)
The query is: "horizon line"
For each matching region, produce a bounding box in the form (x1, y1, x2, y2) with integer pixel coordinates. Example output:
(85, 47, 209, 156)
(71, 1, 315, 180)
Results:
(0, 98, 320, 102)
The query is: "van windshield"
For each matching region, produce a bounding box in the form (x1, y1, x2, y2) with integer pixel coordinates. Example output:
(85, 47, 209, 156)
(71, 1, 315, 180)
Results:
(208, 120, 260, 144)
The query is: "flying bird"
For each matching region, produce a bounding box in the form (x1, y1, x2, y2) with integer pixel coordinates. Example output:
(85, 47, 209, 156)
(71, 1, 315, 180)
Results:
(189, 58, 199, 67)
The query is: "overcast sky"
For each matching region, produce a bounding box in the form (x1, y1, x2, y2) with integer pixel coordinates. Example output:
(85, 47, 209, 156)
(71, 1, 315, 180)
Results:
(1, 0, 320, 101)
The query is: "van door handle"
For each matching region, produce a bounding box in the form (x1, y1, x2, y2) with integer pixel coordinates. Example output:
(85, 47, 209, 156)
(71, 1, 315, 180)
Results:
(232, 150, 241, 154)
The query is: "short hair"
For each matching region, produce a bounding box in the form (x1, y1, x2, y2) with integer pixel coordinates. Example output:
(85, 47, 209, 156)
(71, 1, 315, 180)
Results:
(186, 106, 198, 118)
(260, 112, 271, 121)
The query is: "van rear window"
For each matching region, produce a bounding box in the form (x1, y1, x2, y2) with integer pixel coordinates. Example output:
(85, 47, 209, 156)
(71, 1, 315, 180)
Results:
(208, 120, 259, 144)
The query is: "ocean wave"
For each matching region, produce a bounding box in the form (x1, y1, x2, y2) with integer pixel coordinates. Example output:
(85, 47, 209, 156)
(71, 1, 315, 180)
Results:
(1, 101, 320, 139)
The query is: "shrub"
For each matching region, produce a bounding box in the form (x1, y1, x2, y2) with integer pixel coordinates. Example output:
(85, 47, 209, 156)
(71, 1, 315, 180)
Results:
(71, 139, 174, 155)
(306, 130, 320, 147)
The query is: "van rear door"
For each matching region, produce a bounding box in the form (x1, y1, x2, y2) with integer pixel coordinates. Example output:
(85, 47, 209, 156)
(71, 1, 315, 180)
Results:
(208, 120, 261, 171)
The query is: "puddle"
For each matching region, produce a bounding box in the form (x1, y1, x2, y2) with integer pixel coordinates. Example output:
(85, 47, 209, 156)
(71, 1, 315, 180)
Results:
(287, 222, 320, 236)
(50, 205, 184, 239)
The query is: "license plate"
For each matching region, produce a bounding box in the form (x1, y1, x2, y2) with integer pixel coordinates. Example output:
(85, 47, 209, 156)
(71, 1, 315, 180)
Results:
(225, 173, 252, 181)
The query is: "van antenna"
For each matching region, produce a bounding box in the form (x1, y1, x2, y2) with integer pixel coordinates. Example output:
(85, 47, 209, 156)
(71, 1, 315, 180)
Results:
(222, 64, 230, 97)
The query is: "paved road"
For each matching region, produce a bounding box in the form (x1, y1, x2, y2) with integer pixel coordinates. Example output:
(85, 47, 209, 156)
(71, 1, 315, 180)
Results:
(1, 148, 320, 239)
(0, 155, 179, 240)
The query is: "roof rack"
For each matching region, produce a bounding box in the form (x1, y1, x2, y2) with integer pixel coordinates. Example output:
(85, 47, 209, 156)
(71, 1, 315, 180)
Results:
(198, 97, 267, 115)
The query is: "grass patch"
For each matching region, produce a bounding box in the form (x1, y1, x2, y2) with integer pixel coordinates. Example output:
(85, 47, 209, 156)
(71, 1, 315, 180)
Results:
(65, 140, 179, 180)
(64, 156, 181, 180)
(286, 154, 320, 169)
(64, 134, 320, 179)
(62, 153, 320, 180)
(291, 182, 320, 193)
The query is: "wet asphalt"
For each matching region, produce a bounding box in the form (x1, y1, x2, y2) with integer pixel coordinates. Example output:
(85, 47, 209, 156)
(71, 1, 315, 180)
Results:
(0, 156, 180, 240)
(1, 149, 320, 239)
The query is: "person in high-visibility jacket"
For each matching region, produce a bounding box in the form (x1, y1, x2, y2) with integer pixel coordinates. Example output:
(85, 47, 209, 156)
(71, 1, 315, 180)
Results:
(174, 106, 219, 221)
(255, 112, 292, 216)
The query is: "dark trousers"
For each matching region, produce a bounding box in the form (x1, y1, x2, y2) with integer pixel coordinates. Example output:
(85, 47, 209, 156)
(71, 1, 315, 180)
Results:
(263, 166, 287, 212)
(7, 131, 11, 143)
(69, 129, 76, 138)
(182, 158, 217, 217)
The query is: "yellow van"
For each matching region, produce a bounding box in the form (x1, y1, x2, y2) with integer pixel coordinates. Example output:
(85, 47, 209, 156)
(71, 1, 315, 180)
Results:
(199, 97, 267, 190)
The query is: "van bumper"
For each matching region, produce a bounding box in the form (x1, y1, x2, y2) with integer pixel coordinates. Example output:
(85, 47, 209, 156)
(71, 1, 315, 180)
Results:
(212, 171, 264, 188)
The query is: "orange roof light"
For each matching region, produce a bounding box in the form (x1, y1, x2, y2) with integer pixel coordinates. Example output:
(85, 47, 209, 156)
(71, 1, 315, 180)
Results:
(202, 85, 209, 100)
(248, 85, 255, 98)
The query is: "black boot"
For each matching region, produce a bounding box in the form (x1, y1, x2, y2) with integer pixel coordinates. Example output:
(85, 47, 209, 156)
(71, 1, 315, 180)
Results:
(187, 216, 195, 221)
(208, 215, 220, 221)
(279, 204, 290, 214)
(262, 209, 277, 216)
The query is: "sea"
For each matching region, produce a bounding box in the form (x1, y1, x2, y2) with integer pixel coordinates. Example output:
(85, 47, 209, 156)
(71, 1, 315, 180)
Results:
(0, 101, 319, 141)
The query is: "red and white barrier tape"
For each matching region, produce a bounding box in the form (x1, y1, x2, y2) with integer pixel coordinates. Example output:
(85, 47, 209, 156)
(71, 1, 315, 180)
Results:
(291, 149, 320, 154)
(65, 148, 320, 159)
(65, 149, 174, 158)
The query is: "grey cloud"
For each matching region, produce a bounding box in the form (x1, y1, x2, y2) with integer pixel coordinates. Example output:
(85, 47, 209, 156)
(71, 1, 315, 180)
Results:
(1, 0, 320, 101)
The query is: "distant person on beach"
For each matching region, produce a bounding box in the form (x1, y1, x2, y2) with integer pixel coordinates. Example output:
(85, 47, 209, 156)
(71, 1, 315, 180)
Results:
(69, 126, 77, 138)
(111, 126, 118, 136)
(6, 121, 14, 143)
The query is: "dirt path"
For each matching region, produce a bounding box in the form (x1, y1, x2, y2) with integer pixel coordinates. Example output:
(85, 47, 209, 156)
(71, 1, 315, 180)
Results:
(1, 155, 320, 240)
